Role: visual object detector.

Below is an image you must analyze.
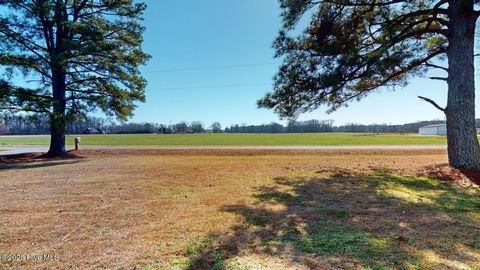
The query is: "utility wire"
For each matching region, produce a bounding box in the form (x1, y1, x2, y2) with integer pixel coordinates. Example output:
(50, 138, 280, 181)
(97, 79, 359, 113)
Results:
(143, 62, 281, 73)
(146, 83, 271, 91)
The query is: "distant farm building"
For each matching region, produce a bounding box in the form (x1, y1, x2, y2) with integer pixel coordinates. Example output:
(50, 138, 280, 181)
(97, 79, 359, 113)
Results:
(81, 127, 104, 134)
(419, 124, 447, 136)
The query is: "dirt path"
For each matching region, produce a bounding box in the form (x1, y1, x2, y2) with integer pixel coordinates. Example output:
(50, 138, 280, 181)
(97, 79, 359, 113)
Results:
(0, 145, 447, 156)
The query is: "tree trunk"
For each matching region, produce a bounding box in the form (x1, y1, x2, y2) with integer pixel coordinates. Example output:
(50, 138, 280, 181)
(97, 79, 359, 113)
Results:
(446, 0, 480, 169)
(47, 4, 68, 157)
(47, 70, 67, 156)
(48, 114, 66, 155)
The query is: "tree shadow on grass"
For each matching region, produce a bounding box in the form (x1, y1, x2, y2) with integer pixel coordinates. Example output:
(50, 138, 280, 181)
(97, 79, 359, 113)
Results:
(0, 152, 85, 171)
(185, 170, 480, 270)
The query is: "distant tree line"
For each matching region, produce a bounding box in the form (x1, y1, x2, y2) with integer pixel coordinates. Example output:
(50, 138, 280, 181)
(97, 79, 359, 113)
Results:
(0, 114, 50, 135)
(0, 114, 221, 135)
(2, 114, 478, 136)
(331, 120, 449, 134)
(225, 120, 335, 133)
(224, 119, 454, 134)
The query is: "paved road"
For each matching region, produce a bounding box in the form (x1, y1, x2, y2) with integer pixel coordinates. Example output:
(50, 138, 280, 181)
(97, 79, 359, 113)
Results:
(0, 145, 447, 156)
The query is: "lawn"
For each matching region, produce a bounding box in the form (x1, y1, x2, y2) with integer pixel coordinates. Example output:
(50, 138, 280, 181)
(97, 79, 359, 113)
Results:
(1, 149, 479, 269)
(0, 133, 448, 146)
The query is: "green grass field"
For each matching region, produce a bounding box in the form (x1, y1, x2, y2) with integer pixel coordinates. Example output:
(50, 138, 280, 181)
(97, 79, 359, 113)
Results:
(0, 133, 448, 146)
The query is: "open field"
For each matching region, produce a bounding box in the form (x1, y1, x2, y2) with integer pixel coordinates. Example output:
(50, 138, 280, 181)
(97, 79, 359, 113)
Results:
(1, 149, 479, 270)
(0, 133, 448, 146)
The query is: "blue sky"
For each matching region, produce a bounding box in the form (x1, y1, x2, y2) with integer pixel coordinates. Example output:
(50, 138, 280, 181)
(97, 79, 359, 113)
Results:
(130, 0, 470, 127)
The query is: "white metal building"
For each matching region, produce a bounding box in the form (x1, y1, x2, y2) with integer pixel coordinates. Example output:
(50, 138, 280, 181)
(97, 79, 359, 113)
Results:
(419, 124, 447, 136)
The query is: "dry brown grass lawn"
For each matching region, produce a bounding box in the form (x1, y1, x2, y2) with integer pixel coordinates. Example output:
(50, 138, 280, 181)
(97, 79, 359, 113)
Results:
(0, 149, 479, 270)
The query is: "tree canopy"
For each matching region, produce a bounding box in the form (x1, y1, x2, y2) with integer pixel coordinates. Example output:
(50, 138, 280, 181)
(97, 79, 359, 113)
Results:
(0, 0, 150, 122)
(258, 0, 466, 117)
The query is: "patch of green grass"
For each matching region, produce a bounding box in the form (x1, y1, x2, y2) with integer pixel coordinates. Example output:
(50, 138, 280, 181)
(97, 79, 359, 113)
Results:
(184, 237, 217, 257)
(378, 173, 480, 214)
(254, 191, 308, 204)
(169, 259, 191, 269)
(0, 133, 448, 146)
(316, 206, 352, 218)
(297, 221, 387, 260)
(246, 214, 269, 226)
(182, 236, 226, 270)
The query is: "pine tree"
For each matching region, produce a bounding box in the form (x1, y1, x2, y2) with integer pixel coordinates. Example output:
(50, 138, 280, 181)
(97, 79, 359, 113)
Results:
(259, 0, 480, 169)
(0, 0, 150, 156)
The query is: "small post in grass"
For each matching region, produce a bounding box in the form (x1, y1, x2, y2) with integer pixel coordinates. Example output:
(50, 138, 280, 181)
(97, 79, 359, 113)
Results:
(74, 137, 81, 151)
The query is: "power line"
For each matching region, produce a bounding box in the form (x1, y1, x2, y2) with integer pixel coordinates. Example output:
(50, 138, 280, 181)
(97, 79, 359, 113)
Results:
(143, 62, 281, 73)
(146, 83, 271, 91)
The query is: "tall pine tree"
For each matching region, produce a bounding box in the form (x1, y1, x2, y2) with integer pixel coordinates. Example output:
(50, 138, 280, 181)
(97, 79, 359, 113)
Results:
(0, 0, 150, 156)
(259, 0, 480, 169)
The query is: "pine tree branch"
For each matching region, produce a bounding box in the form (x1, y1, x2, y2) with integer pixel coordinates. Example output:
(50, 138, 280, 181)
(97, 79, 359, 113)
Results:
(0, 106, 50, 114)
(425, 62, 448, 72)
(425, 0, 449, 30)
(418, 96, 445, 112)
(0, 26, 50, 63)
(429, 76, 448, 81)
(320, 0, 407, 7)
